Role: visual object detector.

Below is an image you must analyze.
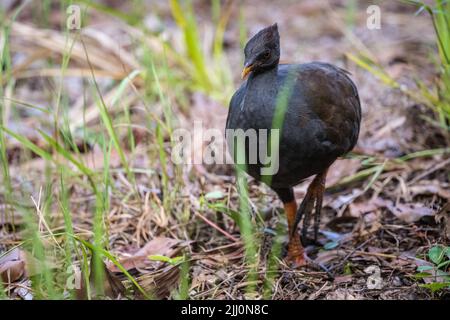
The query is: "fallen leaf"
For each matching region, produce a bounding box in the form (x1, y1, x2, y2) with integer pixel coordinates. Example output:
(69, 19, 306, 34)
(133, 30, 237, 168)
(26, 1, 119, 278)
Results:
(409, 180, 450, 199)
(134, 237, 181, 257)
(385, 202, 435, 223)
(348, 201, 379, 217)
(0, 249, 26, 284)
(136, 264, 181, 299)
(106, 237, 184, 272)
(104, 237, 188, 299)
(328, 189, 361, 211)
(197, 243, 245, 267)
(83, 256, 127, 300)
(315, 249, 347, 265)
(0, 248, 58, 285)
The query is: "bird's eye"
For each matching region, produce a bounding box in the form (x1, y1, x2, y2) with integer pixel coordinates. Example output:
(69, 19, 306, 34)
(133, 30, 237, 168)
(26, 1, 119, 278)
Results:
(260, 51, 270, 60)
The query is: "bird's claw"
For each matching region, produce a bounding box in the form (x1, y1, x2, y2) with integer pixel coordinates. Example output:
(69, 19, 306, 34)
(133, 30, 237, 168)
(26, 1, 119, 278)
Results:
(285, 240, 307, 268)
(285, 253, 307, 268)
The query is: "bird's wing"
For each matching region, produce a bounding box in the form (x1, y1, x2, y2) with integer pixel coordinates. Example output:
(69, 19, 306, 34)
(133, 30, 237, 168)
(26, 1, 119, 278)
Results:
(293, 62, 361, 157)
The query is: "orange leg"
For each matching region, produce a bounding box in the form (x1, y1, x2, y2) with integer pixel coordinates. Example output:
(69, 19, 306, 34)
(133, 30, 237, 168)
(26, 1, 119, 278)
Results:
(284, 200, 306, 267)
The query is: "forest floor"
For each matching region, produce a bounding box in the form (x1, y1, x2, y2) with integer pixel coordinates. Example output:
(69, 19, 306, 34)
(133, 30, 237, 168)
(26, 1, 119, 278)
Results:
(0, 0, 449, 300)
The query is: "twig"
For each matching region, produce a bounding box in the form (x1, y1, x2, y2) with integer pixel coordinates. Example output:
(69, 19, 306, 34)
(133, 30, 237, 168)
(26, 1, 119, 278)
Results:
(353, 251, 398, 259)
(31, 186, 63, 250)
(328, 236, 376, 271)
(408, 157, 450, 185)
(194, 211, 239, 242)
(305, 255, 334, 280)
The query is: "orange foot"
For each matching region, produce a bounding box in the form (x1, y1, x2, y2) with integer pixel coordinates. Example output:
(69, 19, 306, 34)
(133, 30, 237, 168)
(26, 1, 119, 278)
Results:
(285, 253, 307, 268)
(285, 241, 307, 268)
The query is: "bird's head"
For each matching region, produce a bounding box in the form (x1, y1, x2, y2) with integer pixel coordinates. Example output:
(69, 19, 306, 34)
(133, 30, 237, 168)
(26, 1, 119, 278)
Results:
(242, 23, 280, 79)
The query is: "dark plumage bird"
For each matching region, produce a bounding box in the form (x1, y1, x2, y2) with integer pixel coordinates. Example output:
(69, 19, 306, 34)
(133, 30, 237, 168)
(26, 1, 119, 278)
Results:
(226, 23, 361, 266)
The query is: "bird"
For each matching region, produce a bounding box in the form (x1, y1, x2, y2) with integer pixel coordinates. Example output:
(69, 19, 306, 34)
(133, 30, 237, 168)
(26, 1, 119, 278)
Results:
(225, 23, 361, 267)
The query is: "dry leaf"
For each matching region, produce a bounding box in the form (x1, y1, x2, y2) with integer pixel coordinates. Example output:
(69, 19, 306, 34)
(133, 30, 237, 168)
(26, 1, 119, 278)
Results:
(315, 249, 347, 265)
(78, 256, 127, 300)
(0, 249, 26, 284)
(104, 237, 187, 299)
(197, 243, 244, 267)
(136, 264, 181, 299)
(348, 201, 379, 217)
(328, 189, 362, 211)
(0, 248, 58, 285)
(356, 198, 436, 223)
(409, 180, 450, 199)
(107, 237, 183, 272)
(385, 201, 435, 223)
(326, 288, 364, 300)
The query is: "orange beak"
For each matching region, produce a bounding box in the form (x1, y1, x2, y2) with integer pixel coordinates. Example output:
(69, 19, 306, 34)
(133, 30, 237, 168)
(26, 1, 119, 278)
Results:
(241, 65, 254, 79)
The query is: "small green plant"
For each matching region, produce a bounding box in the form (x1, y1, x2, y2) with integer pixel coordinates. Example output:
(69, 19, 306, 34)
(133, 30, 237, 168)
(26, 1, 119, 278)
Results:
(409, 0, 450, 132)
(415, 245, 450, 293)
